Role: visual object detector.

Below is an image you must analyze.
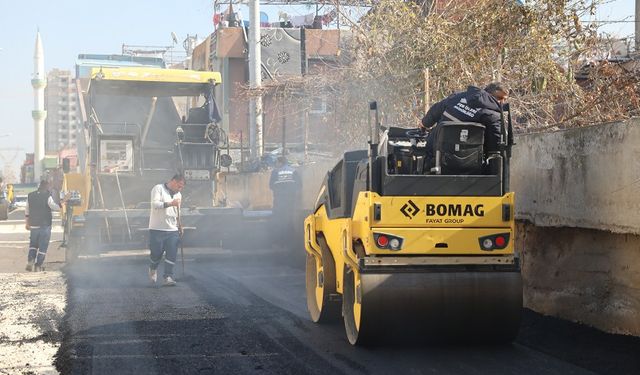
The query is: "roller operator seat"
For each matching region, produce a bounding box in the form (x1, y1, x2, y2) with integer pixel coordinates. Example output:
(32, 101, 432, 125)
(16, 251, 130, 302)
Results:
(430, 121, 486, 175)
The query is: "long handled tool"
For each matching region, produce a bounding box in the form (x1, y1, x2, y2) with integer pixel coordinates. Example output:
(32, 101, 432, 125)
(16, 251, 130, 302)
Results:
(114, 168, 132, 241)
(177, 204, 185, 277)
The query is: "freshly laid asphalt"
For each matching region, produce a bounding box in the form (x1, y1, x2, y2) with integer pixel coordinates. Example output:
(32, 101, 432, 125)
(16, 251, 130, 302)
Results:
(53, 244, 640, 375)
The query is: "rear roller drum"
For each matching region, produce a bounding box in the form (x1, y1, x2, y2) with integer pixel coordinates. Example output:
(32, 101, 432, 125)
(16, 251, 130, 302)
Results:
(343, 266, 522, 345)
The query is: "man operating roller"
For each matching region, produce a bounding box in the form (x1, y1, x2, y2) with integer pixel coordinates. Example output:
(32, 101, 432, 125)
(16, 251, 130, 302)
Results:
(148, 173, 185, 286)
(421, 82, 509, 159)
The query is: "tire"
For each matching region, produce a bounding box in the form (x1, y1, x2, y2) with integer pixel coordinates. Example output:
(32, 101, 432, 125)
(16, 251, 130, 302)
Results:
(0, 202, 8, 221)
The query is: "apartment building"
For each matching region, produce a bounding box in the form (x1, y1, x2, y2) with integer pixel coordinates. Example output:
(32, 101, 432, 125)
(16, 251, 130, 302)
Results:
(45, 69, 80, 153)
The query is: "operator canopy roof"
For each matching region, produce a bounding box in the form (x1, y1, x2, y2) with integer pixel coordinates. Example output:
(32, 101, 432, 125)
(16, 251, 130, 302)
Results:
(89, 67, 221, 97)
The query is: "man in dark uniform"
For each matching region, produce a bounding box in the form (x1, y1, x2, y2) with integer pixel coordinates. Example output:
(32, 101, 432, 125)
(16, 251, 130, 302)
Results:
(269, 157, 301, 247)
(421, 82, 509, 159)
(25, 180, 66, 271)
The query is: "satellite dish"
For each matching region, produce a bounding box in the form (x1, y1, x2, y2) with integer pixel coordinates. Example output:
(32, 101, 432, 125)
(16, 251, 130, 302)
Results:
(220, 154, 233, 168)
(171, 32, 179, 45)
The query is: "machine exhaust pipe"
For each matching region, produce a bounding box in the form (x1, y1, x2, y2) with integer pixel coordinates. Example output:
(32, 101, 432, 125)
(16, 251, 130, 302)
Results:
(368, 101, 379, 192)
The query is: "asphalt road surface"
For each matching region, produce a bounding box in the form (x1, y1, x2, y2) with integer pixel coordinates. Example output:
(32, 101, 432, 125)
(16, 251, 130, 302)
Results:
(55, 246, 640, 375)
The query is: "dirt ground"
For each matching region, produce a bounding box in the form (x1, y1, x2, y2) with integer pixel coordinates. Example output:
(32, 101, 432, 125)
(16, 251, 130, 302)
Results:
(0, 272, 66, 375)
(0, 214, 66, 375)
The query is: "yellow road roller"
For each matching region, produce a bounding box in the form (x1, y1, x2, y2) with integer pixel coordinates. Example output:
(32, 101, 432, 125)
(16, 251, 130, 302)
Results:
(304, 102, 522, 345)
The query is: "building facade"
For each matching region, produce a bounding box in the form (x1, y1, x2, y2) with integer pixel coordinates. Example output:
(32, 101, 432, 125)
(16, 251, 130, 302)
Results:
(191, 26, 343, 156)
(45, 69, 81, 153)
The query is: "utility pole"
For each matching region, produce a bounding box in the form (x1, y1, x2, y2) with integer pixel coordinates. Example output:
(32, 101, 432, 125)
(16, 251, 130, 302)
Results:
(183, 34, 198, 113)
(249, 0, 263, 158)
(636, 0, 639, 53)
(423, 68, 430, 113)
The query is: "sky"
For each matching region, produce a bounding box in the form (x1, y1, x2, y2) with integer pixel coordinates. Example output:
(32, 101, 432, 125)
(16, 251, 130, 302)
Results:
(0, 0, 635, 180)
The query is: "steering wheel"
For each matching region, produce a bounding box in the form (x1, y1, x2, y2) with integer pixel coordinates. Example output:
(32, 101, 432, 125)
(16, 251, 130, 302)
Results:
(405, 128, 428, 138)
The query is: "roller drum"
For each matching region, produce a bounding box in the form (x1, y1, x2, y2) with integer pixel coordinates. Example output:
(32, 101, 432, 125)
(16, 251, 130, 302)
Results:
(344, 269, 522, 344)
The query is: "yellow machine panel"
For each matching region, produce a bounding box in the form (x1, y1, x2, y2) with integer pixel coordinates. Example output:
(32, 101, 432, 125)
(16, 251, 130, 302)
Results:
(89, 67, 222, 97)
(90, 67, 221, 84)
(62, 171, 91, 216)
(352, 192, 514, 229)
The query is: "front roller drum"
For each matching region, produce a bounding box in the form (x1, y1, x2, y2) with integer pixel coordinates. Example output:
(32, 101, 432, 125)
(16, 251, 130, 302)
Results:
(342, 267, 523, 345)
(306, 237, 341, 323)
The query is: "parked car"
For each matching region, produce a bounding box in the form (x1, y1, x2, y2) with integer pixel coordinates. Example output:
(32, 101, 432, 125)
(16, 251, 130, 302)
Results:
(12, 195, 27, 210)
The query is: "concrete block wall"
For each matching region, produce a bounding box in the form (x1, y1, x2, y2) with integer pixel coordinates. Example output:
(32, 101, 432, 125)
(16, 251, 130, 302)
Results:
(512, 118, 640, 336)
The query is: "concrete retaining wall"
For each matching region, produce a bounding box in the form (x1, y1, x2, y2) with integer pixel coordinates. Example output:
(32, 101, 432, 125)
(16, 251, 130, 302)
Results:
(513, 118, 640, 336)
(512, 118, 640, 234)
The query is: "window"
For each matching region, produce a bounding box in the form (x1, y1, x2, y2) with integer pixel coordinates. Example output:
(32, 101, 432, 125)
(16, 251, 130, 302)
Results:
(310, 97, 327, 114)
(329, 160, 343, 209)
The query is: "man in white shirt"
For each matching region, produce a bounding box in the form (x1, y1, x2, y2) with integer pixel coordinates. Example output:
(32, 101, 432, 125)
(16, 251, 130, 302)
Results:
(148, 174, 185, 286)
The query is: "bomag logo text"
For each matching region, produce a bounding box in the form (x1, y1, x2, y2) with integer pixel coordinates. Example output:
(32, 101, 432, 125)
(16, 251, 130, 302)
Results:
(425, 204, 484, 217)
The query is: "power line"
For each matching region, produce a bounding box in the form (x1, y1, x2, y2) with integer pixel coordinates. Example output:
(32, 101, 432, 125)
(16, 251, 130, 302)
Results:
(585, 20, 638, 23)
